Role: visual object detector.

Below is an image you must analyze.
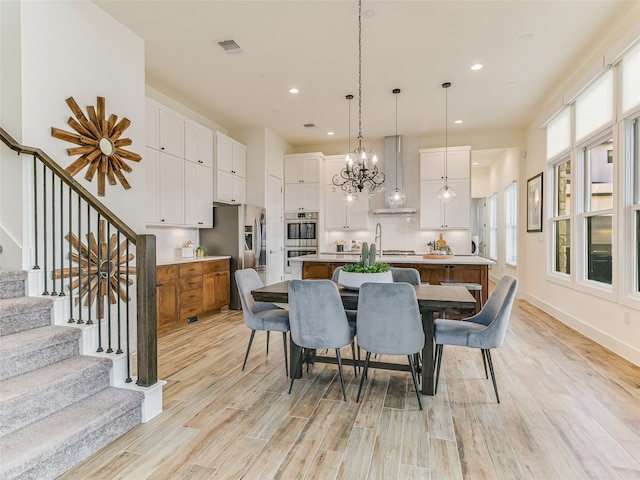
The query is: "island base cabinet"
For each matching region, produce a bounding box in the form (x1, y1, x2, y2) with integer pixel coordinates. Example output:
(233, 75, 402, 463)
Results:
(417, 264, 488, 306)
(302, 262, 335, 279)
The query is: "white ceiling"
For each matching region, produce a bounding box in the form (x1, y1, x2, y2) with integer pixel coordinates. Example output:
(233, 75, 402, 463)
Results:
(94, 1, 634, 149)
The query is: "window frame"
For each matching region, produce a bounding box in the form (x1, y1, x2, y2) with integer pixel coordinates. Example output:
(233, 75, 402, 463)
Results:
(548, 155, 572, 283)
(488, 193, 498, 261)
(504, 182, 518, 267)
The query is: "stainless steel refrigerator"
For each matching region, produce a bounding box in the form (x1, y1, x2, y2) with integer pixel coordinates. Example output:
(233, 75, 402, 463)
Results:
(199, 204, 266, 310)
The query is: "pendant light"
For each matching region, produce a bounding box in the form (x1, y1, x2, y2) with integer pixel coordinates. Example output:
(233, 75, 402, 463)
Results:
(332, 0, 384, 195)
(388, 88, 406, 207)
(437, 82, 457, 202)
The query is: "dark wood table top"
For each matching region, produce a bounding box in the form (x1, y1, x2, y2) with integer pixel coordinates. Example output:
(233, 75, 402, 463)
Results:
(252, 280, 476, 312)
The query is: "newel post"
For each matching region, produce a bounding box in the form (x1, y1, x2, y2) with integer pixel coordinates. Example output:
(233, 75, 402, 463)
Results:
(136, 234, 157, 387)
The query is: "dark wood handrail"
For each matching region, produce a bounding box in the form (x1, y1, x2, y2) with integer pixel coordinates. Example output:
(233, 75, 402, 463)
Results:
(0, 127, 137, 243)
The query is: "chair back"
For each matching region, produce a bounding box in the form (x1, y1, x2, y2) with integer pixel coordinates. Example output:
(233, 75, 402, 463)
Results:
(235, 269, 281, 326)
(288, 279, 353, 349)
(390, 267, 421, 285)
(356, 282, 425, 355)
(468, 275, 518, 349)
(331, 266, 343, 283)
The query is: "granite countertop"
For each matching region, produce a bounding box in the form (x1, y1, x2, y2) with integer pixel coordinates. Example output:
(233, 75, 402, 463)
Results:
(290, 253, 495, 265)
(157, 255, 231, 266)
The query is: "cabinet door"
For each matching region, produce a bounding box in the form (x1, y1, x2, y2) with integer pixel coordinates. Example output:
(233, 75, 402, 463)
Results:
(442, 179, 470, 228)
(159, 109, 184, 158)
(215, 132, 233, 173)
(301, 157, 319, 183)
(232, 141, 246, 178)
(185, 122, 212, 167)
(420, 180, 444, 228)
(302, 262, 333, 279)
(416, 264, 447, 285)
(284, 157, 301, 183)
(145, 102, 159, 149)
(157, 265, 180, 332)
(232, 175, 246, 204)
(420, 151, 445, 181)
(284, 183, 301, 211)
(301, 183, 319, 211)
(159, 152, 184, 225)
(184, 163, 213, 227)
(145, 147, 159, 223)
(346, 193, 369, 229)
(325, 185, 347, 229)
(215, 169, 233, 203)
(445, 150, 470, 179)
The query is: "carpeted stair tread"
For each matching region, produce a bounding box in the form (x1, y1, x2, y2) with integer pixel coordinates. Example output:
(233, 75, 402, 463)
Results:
(0, 296, 53, 335)
(0, 355, 112, 437)
(0, 270, 28, 299)
(0, 387, 144, 480)
(0, 326, 81, 380)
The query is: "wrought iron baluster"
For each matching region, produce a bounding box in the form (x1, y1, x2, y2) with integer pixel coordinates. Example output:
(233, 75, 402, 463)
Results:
(76, 195, 84, 324)
(86, 203, 93, 326)
(50, 170, 57, 296)
(42, 166, 49, 295)
(125, 239, 132, 383)
(96, 214, 103, 352)
(106, 222, 113, 354)
(32, 155, 40, 270)
(116, 230, 123, 355)
(58, 178, 65, 297)
(67, 187, 74, 322)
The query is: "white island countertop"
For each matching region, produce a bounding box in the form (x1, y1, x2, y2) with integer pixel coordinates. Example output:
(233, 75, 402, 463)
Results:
(157, 255, 231, 266)
(289, 253, 495, 266)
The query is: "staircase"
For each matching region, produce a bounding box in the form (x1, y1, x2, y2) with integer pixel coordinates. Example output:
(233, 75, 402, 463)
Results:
(0, 270, 144, 480)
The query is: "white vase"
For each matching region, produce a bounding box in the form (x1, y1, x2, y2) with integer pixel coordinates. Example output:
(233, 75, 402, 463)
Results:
(338, 270, 393, 290)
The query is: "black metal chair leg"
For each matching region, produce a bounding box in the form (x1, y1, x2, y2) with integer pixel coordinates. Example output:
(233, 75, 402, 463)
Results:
(351, 341, 358, 378)
(266, 331, 270, 356)
(288, 348, 304, 394)
(282, 332, 289, 377)
(485, 349, 500, 403)
(434, 344, 443, 394)
(242, 330, 256, 371)
(356, 352, 372, 402)
(408, 355, 423, 410)
(481, 349, 488, 379)
(335, 348, 347, 401)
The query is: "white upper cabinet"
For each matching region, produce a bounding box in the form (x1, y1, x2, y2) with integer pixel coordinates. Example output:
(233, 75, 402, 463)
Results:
(419, 146, 471, 229)
(145, 102, 159, 149)
(284, 155, 320, 183)
(184, 122, 213, 168)
(158, 152, 185, 225)
(158, 109, 184, 158)
(184, 162, 213, 227)
(284, 183, 319, 212)
(214, 132, 246, 204)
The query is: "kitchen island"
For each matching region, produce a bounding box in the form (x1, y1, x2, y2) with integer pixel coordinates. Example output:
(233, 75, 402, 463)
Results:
(288, 254, 495, 306)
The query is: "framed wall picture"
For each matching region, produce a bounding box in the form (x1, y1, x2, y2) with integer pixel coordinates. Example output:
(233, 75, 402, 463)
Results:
(527, 172, 543, 232)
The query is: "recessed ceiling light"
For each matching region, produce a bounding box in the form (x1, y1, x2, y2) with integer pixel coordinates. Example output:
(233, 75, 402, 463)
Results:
(327, 131, 335, 136)
(289, 88, 299, 94)
(508, 82, 518, 87)
(472, 162, 479, 166)
(454, 119, 463, 124)
(519, 33, 534, 41)
(470, 64, 483, 71)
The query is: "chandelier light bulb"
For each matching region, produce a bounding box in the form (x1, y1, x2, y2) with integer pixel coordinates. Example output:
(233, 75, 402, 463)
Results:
(437, 184, 457, 202)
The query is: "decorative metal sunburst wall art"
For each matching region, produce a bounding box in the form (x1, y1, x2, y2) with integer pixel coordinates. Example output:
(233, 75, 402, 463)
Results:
(55, 220, 136, 318)
(51, 96, 141, 196)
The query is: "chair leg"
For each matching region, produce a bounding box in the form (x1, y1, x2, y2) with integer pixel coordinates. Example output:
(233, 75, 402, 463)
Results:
(407, 355, 423, 410)
(356, 352, 372, 403)
(282, 332, 289, 377)
(350, 341, 358, 378)
(485, 349, 500, 403)
(434, 344, 444, 394)
(242, 330, 256, 371)
(266, 331, 270, 356)
(288, 348, 304, 394)
(335, 348, 347, 401)
(481, 349, 488, 379)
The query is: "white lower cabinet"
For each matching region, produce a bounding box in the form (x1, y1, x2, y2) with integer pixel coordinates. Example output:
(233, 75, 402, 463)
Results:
(184, 162, 213, 227)
(420, 178, 470, 229)
(324, 185, 369, 230)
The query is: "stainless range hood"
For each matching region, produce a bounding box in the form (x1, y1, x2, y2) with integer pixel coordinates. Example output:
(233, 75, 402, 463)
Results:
(371, 135, 417, 214)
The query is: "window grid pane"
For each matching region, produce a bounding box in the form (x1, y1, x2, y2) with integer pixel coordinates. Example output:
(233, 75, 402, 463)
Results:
(554, 219, 571, 274)
(586, 214, 612, 284)
(488, 194, 498, 260)
(585, 137, 613, 213)
(504, 183, 518, 266)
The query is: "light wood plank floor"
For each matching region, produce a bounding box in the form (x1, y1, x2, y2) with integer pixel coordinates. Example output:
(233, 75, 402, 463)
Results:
(61, 295, 640, 480)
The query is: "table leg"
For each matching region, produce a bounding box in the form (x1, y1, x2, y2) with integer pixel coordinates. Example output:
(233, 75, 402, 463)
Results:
(421, 309, 436, 395)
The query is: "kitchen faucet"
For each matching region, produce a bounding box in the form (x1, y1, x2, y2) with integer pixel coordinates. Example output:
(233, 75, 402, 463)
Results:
(374, 222, 382, 261)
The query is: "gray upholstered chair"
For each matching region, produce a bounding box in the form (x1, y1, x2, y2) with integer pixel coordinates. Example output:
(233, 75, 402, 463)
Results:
(390, 267, 421, 285)
(287, 279, 357, 401)
(235, 269, 290, 375)
(355, 282, 425, 410)
(434, 275, 518, 403)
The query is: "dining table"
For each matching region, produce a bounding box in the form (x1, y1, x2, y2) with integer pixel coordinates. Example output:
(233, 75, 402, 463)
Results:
(251, 280, 476, 395)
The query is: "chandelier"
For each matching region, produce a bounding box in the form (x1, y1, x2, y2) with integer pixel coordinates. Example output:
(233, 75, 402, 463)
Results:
(332, 0, 384, 195)
(437, 82, 457, 202)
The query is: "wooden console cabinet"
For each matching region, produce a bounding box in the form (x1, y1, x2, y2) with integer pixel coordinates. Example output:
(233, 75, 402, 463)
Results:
(156, 258, 230, 334)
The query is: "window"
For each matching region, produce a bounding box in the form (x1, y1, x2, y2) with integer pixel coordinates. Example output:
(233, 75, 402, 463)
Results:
(488, 193, 498, 261)
(504, 182, 518, 266)
(631, 118, 640, 292)
(551, 158, 571, 275)
(581, 135, 614, 285)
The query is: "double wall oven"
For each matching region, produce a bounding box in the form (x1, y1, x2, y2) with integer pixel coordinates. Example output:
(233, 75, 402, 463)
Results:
(285, 212, 318, 273)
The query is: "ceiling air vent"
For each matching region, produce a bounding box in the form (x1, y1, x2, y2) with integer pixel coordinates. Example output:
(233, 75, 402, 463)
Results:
(303, 123, 316, 128)
(217, 40, 243, 55)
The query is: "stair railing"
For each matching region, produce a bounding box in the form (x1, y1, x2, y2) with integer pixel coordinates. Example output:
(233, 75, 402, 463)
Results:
(0, 127, 157, 387)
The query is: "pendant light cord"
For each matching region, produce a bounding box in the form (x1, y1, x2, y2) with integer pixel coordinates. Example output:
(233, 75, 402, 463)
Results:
(443, 82, 451, 186)
(358, 0, 363, 147)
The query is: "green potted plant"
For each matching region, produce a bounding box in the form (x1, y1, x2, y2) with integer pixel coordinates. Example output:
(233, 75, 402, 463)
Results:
(338, 242, 392, 290)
